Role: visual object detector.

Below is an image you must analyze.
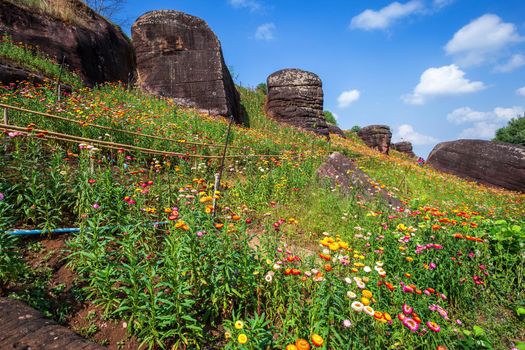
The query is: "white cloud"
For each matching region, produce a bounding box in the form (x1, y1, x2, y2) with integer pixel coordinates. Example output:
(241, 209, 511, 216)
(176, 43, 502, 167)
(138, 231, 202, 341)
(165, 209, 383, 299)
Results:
(517, 86, 525, 97)
(433, 0, 454, 8)
(350, 1, 423, 31)
(447, 106, 524, 125)
(448, 106, 524, 125)
(447, 106, 524, 139)
(255, 23, 275, 41)
(494, 54, 525, 73)
(445, 14, 523, 66)
(459, 121, 502, 139)
(393, 124, 438, 145)
(337, 89, 360, 108)
(228, 0, 261, 11)
(493, 106, 525, 120)
(447, 107, 488, 124)
(402, 64, 485, 105)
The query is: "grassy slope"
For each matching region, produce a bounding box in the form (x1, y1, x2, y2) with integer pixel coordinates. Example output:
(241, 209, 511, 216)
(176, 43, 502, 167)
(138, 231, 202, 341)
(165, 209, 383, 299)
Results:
(1, 48, 524, 349)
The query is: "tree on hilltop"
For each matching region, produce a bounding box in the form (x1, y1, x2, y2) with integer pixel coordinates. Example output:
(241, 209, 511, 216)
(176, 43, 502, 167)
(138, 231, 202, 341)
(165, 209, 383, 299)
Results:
(323, 110, 337, 125)
(494, 114, 525, 146)
(83, 0, 127, 24)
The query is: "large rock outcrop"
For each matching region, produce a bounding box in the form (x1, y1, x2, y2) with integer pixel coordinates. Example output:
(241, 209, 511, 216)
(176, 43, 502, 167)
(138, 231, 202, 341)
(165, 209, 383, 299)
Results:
(132, 10, 242, 122)
(317, 152, 402, 208)
(328, 124, 347, 138)
(266, 69, 329, 137)
(427, 139, 525, 193)
(392, 141, 416, 158)
(0, 0, 135, 86)
(357, 125, 392, 154)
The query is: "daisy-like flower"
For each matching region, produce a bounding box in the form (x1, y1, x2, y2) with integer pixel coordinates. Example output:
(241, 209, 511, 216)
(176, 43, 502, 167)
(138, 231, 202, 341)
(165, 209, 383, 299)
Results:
(347, 291, 357, 299)
(311, 334, 324, 347)
(403, 285, 415, 293)
(356, 280, 366, 289)
(402, 318, 419, 332)
(295, 338, 310, 350)
(363, 306, 375, 316)
(362, 290, 373, 299)
(237, 333, 248, 344)
(351, 301, 364, 312)
(363, 266, 372, 273)
(343, 319, 352, 328)
(426, 321, 441, 332)
(234, 320, 244, 329)
(402, 304, 413, 315)
(344, 277, 352, 284)
(361, 297, 371, 306)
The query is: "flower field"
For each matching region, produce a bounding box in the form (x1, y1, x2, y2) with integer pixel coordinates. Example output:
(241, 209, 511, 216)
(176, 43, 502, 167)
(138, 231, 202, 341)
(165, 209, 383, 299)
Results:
(0, 53, 524, 349)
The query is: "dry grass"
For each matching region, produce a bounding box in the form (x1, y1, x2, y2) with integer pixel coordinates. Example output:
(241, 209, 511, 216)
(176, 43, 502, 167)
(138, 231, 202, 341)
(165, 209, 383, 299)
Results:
(6, 0, 91, 27)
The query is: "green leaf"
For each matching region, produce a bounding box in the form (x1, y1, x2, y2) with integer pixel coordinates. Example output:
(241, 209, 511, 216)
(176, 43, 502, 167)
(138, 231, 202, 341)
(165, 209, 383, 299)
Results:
(517, 307, 525, 316)
(515, 341, 525, 350)
(473, 325, 485, 337)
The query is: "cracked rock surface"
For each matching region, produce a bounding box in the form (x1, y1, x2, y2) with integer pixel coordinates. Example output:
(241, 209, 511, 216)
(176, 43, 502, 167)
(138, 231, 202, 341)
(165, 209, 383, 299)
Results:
(265, 68, 329, 136)
(132, 10, 242, 122)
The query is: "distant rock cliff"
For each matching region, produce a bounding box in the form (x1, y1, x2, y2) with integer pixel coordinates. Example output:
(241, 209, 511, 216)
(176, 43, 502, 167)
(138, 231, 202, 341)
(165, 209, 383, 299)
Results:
(357, 125, 392, 154)
(392, 141, 416, 158)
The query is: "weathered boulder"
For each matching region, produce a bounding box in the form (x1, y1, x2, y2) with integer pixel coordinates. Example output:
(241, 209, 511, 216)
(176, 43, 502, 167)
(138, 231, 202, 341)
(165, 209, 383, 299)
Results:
(132, 10, 242, 122)
(0, 297, 105, 350)
(392, 141, 416, 158)
(427, 139, 525, 193)
(266, 69, 329, 136)
(328, 124, 347, 138)
(357, 125, 392, 154)
(317, 152, 403, 208)
(0, 0, 135, 86)
(0, 60, 46, 86)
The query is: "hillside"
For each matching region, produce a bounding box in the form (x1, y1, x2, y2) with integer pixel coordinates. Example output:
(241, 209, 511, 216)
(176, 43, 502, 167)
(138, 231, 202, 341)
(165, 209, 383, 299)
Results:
(1, 41, 524, 350)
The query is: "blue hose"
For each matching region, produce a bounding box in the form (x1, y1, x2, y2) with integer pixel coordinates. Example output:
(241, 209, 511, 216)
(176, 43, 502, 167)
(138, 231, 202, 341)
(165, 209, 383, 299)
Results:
(4, 222, 169, 236)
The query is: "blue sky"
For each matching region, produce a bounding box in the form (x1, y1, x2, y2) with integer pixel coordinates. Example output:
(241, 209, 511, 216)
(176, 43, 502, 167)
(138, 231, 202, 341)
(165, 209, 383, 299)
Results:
(120, 0, 525, 157)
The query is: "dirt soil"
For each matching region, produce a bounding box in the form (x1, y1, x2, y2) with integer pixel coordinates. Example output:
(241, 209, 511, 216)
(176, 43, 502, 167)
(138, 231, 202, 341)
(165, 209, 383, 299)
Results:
(16, 234, 142, 349)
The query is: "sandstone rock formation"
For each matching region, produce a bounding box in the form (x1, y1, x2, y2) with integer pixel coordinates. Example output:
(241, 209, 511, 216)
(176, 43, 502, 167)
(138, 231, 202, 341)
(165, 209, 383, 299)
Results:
(392, 141, 416, 158)
(0, 0, 135, 86)
(427, 139, 525, 193)
(132, 10, 242, 122)
(266, 69, 329, 137)
(0, 297, 105, 350)
(357, 125, 392, 154)
(0, 60, 46, 86)
(328, 124, 347, 138)
(317, 152, 403, 208)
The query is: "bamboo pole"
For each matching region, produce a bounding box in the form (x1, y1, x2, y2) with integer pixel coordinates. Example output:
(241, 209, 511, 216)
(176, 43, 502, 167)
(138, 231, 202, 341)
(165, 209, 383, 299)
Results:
(0, 124, 280, 159)
(0, 103, 245, 149)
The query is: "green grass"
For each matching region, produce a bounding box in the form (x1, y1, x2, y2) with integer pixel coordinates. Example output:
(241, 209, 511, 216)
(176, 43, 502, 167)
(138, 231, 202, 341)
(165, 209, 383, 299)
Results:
(0, 50, 524, 349)
(0, 35, 82, 87)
